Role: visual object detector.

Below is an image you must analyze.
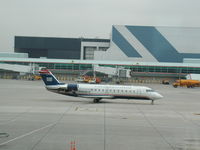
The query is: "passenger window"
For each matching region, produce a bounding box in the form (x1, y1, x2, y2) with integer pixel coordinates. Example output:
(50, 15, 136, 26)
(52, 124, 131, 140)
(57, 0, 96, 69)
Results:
(146, 89, 154, 92)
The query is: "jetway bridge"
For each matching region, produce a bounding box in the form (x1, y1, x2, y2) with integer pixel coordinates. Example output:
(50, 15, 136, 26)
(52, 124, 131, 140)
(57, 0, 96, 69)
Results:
(0, 63, 33, 73)
(93, 65, 131, 78)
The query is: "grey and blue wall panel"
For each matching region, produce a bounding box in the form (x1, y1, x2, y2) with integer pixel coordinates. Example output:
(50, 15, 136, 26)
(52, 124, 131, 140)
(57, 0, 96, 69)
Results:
(112, 27, 142, 58)
(111, 25, 200, 63)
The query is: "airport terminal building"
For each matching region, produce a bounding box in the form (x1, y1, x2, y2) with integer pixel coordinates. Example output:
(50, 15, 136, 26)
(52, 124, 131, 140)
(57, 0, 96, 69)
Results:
(1, 25, 200, 80)
(94, 25, 200, 62)
(15, 25, 200, 63)
(15, 36, 110, 60)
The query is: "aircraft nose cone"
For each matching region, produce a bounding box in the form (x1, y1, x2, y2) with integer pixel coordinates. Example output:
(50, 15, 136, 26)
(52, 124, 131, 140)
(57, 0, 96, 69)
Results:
(156, 93, 163, 99)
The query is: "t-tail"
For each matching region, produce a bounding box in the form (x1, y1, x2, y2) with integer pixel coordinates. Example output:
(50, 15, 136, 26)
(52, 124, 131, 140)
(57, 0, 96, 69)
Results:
(39, 69, 60, 86)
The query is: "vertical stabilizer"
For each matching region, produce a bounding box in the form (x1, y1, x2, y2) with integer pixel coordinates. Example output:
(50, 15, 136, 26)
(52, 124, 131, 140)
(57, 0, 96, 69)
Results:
(39, 70, 60, 85)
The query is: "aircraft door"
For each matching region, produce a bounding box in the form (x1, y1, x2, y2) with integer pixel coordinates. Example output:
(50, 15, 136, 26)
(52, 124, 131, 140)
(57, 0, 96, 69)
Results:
(136, 89, 141, 95)
(105, 87, 108, 94)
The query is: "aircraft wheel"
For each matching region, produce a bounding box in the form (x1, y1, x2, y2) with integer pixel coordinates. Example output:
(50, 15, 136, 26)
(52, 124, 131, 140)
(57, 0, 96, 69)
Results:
(93, 98, 101, 103)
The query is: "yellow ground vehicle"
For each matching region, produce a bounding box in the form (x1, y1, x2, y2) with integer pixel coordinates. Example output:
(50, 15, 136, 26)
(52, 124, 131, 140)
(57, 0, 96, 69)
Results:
(173, 79, 200, 88)
(34, 75, 42, 80)
(28, 75, 42, 80)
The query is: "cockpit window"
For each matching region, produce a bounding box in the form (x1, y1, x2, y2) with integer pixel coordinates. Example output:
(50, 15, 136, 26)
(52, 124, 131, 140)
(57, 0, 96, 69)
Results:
(146, 89, 154, 92)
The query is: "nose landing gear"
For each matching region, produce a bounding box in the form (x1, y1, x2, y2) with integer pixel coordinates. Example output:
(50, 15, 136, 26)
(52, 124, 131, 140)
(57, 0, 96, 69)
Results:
(151, 100, 154, 105)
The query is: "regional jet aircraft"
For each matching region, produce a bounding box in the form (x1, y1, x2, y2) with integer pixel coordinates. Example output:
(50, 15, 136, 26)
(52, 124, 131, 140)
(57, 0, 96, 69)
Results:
(39, 69, 163, 104)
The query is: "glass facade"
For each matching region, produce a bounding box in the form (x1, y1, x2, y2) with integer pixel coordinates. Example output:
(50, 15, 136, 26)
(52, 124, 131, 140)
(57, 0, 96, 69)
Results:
(1, 60, 200, 76)
(37, 63, 93, 71)
(99, 64, 200, 75)
(84, 47, 97, 60)
(99, 47, 109, 51)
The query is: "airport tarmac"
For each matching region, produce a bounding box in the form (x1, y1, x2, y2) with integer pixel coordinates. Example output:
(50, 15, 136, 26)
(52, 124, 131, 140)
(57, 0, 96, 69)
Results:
(0, 79, 200, 150)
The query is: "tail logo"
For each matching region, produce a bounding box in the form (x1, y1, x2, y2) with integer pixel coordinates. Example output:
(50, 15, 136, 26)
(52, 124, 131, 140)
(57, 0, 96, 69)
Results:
(39, 69, 60, 85)
(47, 77, 53, 82)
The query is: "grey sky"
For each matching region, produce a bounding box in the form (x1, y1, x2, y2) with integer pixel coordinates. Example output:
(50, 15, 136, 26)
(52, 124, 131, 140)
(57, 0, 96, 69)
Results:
(0, 0, 200, 52)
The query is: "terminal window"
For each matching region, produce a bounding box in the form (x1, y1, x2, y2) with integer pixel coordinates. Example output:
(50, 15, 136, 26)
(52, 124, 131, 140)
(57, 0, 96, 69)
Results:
(84, 46, 97, 60)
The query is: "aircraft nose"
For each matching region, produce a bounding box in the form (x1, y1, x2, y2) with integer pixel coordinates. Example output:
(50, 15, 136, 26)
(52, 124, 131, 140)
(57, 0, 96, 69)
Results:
(155, 93, 163, 99)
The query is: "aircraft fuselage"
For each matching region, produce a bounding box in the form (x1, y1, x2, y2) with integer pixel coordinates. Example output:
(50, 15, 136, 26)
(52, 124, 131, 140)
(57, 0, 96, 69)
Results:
(46, 83, 163, 101)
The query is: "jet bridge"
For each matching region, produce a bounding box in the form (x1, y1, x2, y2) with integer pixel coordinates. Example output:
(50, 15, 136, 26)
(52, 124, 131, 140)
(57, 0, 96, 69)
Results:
(0, 63, 32, 73)
(93, 65, 131, 78)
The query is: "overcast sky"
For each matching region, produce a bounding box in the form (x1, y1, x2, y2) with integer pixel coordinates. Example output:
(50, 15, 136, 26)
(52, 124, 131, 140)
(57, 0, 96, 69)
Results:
(0, 0, 200, 52)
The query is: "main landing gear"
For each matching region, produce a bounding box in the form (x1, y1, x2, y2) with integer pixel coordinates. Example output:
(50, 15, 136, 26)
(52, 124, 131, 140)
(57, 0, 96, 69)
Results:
(93, 98, 102, 103)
